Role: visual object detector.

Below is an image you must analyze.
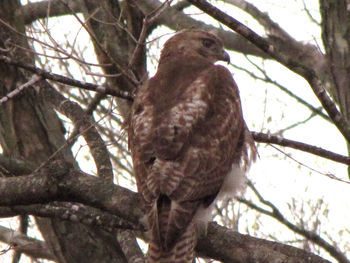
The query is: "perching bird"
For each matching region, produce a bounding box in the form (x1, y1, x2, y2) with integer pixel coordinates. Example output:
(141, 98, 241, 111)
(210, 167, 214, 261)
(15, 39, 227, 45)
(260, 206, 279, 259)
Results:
(128, 29, 256, 263)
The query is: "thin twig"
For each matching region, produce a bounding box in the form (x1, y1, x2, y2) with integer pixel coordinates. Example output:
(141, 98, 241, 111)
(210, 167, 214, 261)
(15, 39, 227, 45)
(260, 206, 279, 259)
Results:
(58, 0, 139, 86)
(301, 0, 320, 25)
(233, 56, 330, 121)
(275, 112, 318, 135)
(0, 16, 106, 68)
(0, 75, 42, 105)
(269, 144, 350, 184)
(239, 182, 349, 263)
(129, 0, 172, 68)
(0, 55, 133, 101)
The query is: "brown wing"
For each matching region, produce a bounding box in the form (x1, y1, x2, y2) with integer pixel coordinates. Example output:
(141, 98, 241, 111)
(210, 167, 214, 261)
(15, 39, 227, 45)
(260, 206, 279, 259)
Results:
(153, 65, 244, 200)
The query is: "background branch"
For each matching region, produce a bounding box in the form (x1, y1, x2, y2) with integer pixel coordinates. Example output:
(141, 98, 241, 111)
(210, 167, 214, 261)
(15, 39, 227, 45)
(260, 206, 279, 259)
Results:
(252, 132, 350, 165)
(0, 55, 134, 101)
(238, 182, 349, 263)
(19, 0, 82, 25)
(187, 0, 350, 143)
(0, 225, 55, 261)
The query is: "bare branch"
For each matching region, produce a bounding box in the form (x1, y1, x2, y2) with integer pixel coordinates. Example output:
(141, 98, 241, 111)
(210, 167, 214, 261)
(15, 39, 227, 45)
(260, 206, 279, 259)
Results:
(239, 182, 349, 263)
(117, 230, 145, 263)
(252, 132, 350, 165)
(0, 75, 42, 105)
(0, 203, 134, 231)
(187, 0, 350, 143)
(0, 160, 332, 263)
(275, 112, 320, 134)
(0, 55, 134, 101)
(232, 58, 330, 122)
(60, 1, 139, 87)
(129, 0, 172, 69)
(301, 0, 320, 25)
(0, 225, 55, 260)
(38, 83, 114, 181)
(21, 0, 267, 58)
(197, 222, 330, 263)
(225, 0, 298, 42)
(133, 0, 267, 57)
(172, 0, 191, 11)
(19, 0, 82, 25)
(0, 160, 144, 226)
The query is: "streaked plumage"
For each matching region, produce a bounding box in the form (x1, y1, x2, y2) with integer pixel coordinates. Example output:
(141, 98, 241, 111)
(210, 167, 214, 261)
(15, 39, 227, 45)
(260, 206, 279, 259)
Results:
(129, 30, 256, 263)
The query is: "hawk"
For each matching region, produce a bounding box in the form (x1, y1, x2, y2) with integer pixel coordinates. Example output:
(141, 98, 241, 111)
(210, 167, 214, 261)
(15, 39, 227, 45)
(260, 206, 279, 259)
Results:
(129, 30, 256, 263)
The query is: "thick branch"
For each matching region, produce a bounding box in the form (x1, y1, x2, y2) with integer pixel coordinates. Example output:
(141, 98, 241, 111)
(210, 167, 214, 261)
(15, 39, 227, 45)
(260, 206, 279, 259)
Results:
(0, 203, 144, 262)
(0, 160, 143, 226)
(197, 222, 330, 263)
(0, 160, 332, 263)
(19, 0, 82, 24)
(320, 0, 350, 118)
(39, 82, 114, 181)
(133, 0, 266, 57)
(21, 0, 265, 58)
(116, 230, 145, 263)
(0, 203, 134, 232)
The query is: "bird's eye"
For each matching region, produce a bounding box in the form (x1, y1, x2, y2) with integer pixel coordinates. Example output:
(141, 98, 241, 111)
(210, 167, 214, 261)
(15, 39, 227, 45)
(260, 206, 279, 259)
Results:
(201, 38, 215, 48)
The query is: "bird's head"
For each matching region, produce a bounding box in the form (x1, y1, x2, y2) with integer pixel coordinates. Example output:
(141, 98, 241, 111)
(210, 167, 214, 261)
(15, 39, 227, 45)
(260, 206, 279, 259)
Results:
(159, 29, 230, 64)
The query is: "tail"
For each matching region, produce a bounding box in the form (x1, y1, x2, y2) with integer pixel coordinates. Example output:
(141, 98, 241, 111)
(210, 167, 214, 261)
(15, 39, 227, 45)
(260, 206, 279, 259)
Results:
(146, 194, 198, 263)
(147, 221, 196, 263)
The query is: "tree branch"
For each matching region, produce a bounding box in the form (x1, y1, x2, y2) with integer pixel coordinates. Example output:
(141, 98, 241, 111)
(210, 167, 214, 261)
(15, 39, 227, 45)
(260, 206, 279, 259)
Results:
(238, 182, 349, 263)
(232, 57, 330, 122)
(0, 155, 35, 176)
(132, 0, 267, 57)
(0, 55, 134, 101)
(38, 82, 114, 181)
(116, 230, 145, 263)
(197, 222, 330, 263)
(0, 225, 55, 261)
(0, 160, 144, 226)
(252, 132, 350, 165)
(19, 0, 82, 25)
(0, 203, 134, 232)
(0, 160, 332, 263)
(21, 0, 267, 58)
(187, 0, 350, 143)
(0, 74, 42, 106)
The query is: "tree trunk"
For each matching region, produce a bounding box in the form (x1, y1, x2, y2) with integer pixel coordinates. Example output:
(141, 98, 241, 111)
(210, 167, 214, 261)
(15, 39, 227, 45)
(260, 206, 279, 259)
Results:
(0, 1, 127, 262)
(320, 0, 350, 176)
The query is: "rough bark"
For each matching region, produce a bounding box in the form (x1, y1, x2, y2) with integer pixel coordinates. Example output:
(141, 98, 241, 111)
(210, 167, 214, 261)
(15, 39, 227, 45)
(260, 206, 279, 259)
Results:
(0, 1, 127, 262)
(320, 0, 350, 119)
(0, 161, 331, 263)
(80, 0, 143, 119)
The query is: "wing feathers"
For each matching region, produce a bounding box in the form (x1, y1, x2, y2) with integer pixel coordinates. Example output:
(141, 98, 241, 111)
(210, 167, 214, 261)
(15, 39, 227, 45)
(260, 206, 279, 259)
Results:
(153, 75, 211, 161)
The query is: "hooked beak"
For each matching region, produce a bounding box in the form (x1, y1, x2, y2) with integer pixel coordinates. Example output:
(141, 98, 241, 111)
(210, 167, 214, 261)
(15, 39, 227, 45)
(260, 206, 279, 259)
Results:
(220, 50, 230, 64)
